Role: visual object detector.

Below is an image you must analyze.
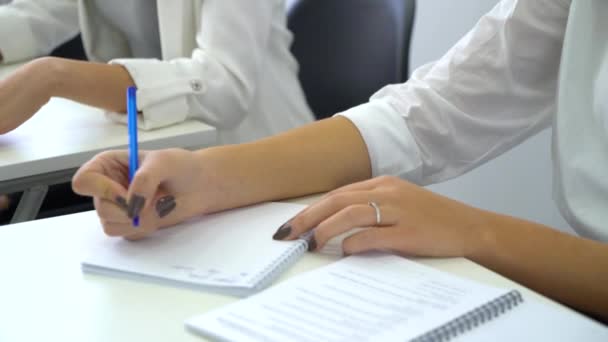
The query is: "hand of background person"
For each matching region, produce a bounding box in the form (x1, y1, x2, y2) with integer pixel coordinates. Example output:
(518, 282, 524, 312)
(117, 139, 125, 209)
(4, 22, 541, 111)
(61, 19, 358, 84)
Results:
(0, 58, 54, 134)
(273, 176, 489, 258)
(72, 149, 225, 240)
(0, 195, 10, 211)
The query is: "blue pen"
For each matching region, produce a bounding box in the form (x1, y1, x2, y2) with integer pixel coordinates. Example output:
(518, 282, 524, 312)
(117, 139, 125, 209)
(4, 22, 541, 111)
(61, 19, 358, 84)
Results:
(127, 86, 139, 227)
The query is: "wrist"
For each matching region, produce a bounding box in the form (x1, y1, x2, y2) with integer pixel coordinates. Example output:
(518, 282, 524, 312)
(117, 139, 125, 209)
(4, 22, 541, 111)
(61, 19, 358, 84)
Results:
(192, 145, 267, 212)
(463, 207, 498, 261)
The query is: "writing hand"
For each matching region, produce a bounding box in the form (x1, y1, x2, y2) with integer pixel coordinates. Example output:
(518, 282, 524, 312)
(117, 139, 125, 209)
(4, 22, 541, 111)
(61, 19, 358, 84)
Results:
(72, 149, 212, 240)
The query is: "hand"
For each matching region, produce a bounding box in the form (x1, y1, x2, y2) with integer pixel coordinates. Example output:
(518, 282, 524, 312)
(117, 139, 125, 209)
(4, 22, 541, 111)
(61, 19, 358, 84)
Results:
(0, 195, 10, 211)
(0, 58, 56, 134)
(273, 176, 488, 258)
(72, 149, 219, 240)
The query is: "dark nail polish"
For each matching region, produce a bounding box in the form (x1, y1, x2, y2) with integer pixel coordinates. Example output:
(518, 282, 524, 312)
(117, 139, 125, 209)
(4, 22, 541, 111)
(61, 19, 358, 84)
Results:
(115, 196, 128, 212)
(127, 194, 146, 219)
(272, 222, 292, 240)
(156, 196, 176, 218)
(307, 235, 317, 252)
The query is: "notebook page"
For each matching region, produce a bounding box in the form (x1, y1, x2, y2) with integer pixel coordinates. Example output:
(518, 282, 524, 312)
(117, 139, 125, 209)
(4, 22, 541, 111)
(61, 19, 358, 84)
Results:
(186, 253, 511, 342)
(450, 300, 608, 342)
(82, 202, 306, 290)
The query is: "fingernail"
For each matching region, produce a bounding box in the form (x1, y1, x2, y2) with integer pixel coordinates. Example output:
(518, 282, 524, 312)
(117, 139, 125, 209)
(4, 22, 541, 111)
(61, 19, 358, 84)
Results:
(272, 222, 292, 240)
(155, 195, 176, 218)
(115, 196, 128, 212)
(307, 235, 317, 252)
(127, 194, 145, 219)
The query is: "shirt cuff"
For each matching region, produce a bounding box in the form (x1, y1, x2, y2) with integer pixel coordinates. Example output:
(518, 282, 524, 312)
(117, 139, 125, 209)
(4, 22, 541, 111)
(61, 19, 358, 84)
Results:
(0, 13, 41, 63)
(336, 99, 423, 182)
(107, 58, 207, 130)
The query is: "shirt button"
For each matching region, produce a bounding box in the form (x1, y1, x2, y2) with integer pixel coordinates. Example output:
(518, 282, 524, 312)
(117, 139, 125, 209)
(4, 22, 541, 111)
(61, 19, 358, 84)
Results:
(190, 79, 205, 92)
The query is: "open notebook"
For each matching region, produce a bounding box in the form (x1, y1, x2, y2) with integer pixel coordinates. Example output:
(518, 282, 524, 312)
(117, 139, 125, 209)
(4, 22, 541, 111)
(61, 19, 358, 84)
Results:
(186, 253, 525, 342)
(81, 202, 309, 297)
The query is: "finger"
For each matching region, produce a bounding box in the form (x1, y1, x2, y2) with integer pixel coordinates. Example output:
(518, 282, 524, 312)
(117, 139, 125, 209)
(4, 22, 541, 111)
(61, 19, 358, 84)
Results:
(131, 192, 178, 223)
(73, 171, 128, 204)
(0, 195, 10, 211)
(342, 228, 410, 256)
(121, 212, 179, 241)
(94, 197, 130, 224)
(100, 201, 162, 237)
(124, 154, 170, 220)
(123, 230, 154, 241)
(101, 196, 176, 239)
(325, 176, 410, 201)
(101, 221, 155, 240)
(73, 153, 129, 202)
(322, 177, 382, 198)
(311, 203, 398, 251)
(273, 190, 379, 241)
(291, 178, 379, 220)
(101, 221, 137, 237)
(153, 194, 177, 220)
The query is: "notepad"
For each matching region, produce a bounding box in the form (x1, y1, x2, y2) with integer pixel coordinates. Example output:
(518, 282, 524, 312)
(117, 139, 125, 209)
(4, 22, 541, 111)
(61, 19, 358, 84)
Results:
(81, 202, 309, 297)
(186, 253, 524, 342)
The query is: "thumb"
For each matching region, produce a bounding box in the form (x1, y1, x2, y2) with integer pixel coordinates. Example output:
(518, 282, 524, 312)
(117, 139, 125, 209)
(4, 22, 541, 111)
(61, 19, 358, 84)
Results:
(72, 171, 128, 207)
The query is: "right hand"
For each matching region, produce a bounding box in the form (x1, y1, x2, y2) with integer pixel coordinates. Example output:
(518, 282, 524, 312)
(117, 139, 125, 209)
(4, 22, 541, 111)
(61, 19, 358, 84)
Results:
(72, 148, 218, 240)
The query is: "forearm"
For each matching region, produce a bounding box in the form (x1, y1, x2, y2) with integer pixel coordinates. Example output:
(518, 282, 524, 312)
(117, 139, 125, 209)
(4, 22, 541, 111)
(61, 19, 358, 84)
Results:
(40, 57, 134, 112)
(196, 117, 371, 211)
(470, 211, 608, 320)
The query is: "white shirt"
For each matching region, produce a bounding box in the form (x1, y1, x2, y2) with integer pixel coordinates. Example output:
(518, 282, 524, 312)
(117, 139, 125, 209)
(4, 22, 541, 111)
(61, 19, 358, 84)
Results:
(340, 0, 608, 241)
(92, 0, 161, 59)
(0, 0, 314, 144)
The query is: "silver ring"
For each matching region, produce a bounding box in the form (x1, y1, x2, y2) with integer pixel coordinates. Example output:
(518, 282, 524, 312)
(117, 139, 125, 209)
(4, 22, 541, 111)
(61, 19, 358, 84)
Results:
(368, 201, 382, 225)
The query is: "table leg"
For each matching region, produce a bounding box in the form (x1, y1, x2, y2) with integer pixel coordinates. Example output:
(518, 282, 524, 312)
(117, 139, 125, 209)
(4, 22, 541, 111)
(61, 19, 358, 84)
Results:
(10, 185, 49, 224)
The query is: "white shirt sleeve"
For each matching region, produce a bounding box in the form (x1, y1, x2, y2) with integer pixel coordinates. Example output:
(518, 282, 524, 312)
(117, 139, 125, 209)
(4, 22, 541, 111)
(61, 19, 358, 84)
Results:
(339, 0, 571, 185)
(109, 0, 280, 130)
(0, 0, 79, 63)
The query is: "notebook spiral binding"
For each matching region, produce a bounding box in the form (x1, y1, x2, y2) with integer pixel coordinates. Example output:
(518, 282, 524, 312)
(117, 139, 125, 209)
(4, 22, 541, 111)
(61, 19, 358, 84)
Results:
(249, 240, 308, 293)
(411, 290, 524, 342)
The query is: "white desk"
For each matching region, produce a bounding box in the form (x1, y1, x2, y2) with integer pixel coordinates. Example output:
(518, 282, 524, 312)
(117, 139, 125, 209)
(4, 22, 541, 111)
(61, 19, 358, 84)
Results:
(0, 197, 605, 341)
(0, 62, 217, 222)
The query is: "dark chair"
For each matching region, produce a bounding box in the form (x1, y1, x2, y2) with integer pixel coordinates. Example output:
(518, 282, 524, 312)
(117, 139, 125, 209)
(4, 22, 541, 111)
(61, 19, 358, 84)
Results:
(50, 34, 87, 61)
(288, 0, 416, 120)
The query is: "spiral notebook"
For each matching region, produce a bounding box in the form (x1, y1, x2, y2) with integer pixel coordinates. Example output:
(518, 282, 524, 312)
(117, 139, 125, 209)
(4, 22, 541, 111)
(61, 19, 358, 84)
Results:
(186, 253, 524, 342)
(81, 202, 309, 297)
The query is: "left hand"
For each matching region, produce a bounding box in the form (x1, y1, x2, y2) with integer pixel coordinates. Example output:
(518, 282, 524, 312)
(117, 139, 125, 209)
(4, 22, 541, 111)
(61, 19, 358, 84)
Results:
(0, 194, 10, 211)
(273, 176, 488, 258)
(0, 58, 54, 134)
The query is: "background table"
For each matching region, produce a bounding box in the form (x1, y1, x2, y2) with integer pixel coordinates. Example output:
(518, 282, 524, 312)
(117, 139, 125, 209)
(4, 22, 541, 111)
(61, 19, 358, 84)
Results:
(0, 196, 605, 341)
(0, 62, 217, 222)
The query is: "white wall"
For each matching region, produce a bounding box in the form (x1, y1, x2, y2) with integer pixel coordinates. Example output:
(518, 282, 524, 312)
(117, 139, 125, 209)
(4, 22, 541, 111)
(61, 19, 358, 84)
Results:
(410, 0, 572, 234)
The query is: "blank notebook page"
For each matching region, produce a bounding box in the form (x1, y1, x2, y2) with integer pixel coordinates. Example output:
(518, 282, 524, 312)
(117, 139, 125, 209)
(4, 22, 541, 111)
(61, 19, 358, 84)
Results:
(81, 202, 306, 295)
